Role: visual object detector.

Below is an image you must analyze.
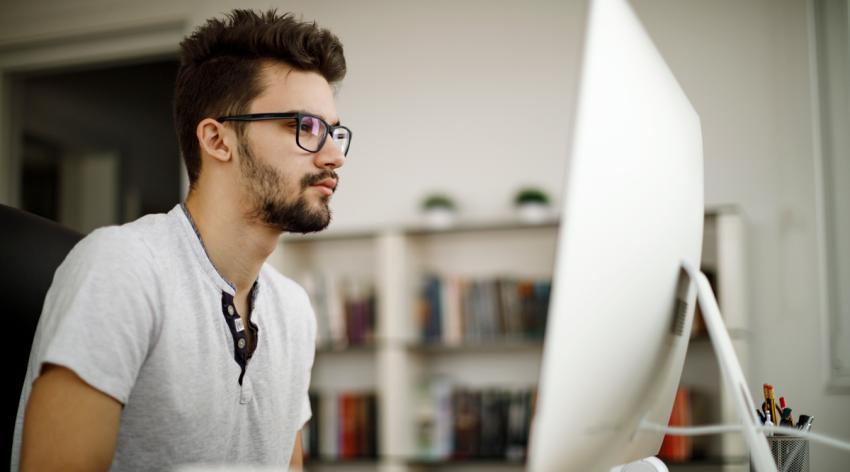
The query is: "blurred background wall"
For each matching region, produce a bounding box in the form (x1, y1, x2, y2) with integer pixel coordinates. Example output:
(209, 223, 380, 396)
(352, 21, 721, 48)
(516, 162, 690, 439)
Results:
(0, 0, 847, 469)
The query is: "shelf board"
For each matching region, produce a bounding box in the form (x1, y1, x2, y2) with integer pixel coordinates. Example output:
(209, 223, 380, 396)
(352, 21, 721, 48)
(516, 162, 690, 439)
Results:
(316, 339, 544, 354)
(316, 342, 378, 354)
(281, 219, 560, 243)
(305, 456, 746, 469)
(408, 339, 544, 353)
(406, 457, 746, 469)
(281, 209, 737, 244)
(405, 218, 560, 236)
(281, 228, 379, 243)
(664, 456, 748, 467)
(704, 205, 741, 218)
(407, 458, 525, 468)
(304, 457, 379, 466)
(688, 329, 749, 344)
(314, 333, 747, 354)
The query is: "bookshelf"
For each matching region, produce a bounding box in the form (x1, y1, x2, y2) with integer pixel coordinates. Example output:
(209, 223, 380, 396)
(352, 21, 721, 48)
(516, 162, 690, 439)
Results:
(272, 208, 748, 472)
(677, 208, 751, 472)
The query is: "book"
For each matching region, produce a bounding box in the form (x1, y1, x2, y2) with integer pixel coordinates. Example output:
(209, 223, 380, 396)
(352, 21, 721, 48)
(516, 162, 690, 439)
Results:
(443, 276, 463, 345)
(339, 393, 356, 458)
(303, 392, 320, 459)
(309, 391, 379, 461)
(506, 389, 530, 461)
(418, 274, 552, 343)
(366, 394, 378, 458)
(452, 389, 481, 459)
(415, 382, 537, 461)
(479, 389, 508, 457)
(302, 273, 377, 349)
(658, 387, 692, 462)
(319, 391, 338, 459)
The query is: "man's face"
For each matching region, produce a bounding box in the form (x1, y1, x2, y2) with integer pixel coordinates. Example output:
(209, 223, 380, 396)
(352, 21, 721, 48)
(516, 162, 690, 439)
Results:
(236, 63, 345, 233)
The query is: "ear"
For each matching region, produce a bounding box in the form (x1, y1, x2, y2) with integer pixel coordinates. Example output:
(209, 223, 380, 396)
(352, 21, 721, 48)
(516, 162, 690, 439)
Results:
(196, 118, 235, 163)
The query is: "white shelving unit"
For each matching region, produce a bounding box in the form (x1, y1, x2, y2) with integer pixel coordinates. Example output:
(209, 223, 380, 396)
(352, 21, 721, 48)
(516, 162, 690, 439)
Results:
(673, 209, 751, 472)
(271, 208, 748, 472)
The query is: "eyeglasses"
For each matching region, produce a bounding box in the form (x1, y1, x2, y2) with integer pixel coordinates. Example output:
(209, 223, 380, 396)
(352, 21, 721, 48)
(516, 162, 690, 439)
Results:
(217, 112, 352, 156)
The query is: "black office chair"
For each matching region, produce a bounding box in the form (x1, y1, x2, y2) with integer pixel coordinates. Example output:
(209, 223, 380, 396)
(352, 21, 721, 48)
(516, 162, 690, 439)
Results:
(0, 204, 82, 468)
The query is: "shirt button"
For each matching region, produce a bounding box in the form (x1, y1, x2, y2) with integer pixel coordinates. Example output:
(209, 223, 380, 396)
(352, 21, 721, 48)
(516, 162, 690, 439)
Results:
(227, 305, 235, 316)
(237, 338, 246, 349)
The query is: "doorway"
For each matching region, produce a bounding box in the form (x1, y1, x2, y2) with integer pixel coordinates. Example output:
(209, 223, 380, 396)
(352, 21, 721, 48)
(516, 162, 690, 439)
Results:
(14, 59, 181, 233)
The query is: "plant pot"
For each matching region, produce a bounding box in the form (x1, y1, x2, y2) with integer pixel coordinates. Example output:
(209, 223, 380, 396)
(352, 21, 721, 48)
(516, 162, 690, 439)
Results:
(423, 207, 456, 229)
(516, 202, 549, 224)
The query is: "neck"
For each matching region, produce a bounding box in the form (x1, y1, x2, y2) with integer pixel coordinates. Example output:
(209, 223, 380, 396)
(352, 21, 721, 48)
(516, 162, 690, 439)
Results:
(183, 191, 280, 297)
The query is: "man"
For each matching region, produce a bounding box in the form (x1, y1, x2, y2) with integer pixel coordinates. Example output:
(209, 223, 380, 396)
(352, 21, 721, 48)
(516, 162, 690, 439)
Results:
(12, 10, 350, 471)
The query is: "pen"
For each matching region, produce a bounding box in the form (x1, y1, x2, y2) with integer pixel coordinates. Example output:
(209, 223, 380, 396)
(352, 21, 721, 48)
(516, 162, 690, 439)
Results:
(780, 410, 793, 427)
(762, 388, 770, 418)
(797, 415, 814, 432)
(764, 409, 774, 436)
(764, 384, 780, 431)
(779, 397, 794, 426)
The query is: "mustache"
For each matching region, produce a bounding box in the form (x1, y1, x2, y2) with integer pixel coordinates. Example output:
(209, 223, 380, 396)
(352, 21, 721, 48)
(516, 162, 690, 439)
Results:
(301, 170, 339, 189)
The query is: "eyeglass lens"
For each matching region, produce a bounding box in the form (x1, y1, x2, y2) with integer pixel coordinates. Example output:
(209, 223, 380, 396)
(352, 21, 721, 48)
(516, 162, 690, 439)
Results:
(331, 128, 350, 155)
(298, 115, 350, 155)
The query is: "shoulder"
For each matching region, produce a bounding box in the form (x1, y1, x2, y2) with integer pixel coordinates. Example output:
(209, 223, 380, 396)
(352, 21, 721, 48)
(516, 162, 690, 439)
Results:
(67, 227, 148, 269)
(59, 214, 166, 284)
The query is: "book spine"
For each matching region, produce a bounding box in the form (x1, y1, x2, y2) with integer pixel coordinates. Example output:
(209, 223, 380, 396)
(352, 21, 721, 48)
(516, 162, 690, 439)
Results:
(320, 392, 338, 459)
(304, 392, 320, 459)
(658, 387, 692, 462)
(355, 394, 367, 457)
(328, 277, 346, 348)
(367, 393, 379, 458)
(339, 393, 355, 458)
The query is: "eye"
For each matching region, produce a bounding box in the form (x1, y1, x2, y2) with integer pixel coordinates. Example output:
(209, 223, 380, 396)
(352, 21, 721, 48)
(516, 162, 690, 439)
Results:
(298, 116, 324, 136)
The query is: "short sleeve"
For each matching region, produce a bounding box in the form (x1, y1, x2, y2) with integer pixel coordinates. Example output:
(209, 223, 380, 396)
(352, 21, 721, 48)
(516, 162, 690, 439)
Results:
(30, 226, 159, 405)
(299, 394, 312, 430)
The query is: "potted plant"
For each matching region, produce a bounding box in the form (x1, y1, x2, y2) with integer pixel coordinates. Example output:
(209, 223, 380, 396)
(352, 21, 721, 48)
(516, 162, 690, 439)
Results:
(421, 193, 457, 229)
(514, 187, 551, 223)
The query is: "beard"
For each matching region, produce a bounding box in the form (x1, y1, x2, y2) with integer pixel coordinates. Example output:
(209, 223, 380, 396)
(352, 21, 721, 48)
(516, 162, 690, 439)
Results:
(238, 139, 338, 234)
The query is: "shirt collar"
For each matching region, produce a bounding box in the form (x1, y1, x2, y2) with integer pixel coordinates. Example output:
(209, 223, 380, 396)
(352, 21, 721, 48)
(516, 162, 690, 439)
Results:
(173, 202, 260, 299)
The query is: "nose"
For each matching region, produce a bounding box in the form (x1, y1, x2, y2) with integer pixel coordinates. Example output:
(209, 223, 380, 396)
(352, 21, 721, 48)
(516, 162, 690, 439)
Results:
(314, 139, 345, 170)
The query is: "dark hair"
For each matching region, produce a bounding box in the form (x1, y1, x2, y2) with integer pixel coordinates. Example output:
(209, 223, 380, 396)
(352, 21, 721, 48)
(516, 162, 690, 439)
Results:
(174, 10, 346, 189)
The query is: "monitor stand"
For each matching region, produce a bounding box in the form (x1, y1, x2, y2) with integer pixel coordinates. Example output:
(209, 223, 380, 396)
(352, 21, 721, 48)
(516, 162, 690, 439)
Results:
(611, 263, 777, 472)
(683, 263, 775, 472)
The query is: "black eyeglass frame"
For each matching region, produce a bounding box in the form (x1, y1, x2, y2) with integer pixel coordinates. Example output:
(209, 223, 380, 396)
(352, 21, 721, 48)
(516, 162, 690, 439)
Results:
(216, 112, 352, 156)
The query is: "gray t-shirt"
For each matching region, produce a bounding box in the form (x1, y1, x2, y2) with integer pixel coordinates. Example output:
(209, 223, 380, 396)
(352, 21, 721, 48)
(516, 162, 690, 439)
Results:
(12, 204, 316, 471)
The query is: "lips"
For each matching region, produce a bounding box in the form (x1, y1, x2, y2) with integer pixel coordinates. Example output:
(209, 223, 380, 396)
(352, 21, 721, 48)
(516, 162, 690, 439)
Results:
(314, 178, 337, 191)
(310, 178, 337, 196)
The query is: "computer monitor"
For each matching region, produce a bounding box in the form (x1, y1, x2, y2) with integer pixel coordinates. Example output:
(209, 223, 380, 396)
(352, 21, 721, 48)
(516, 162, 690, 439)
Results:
(527, 0, 774, 471)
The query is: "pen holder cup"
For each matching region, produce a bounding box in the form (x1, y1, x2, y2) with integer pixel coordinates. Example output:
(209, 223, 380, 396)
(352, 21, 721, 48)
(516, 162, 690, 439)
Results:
(751, 436, 809, 472)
